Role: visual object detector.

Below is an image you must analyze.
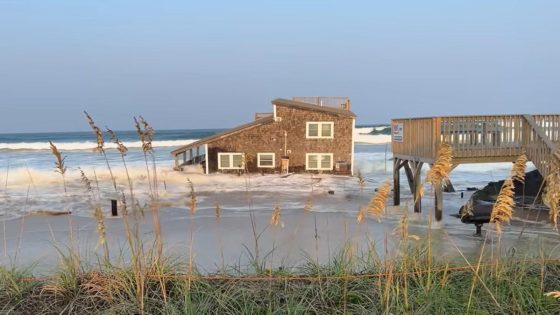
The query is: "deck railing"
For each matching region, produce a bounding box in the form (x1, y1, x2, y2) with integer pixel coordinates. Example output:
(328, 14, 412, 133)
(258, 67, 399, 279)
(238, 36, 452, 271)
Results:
(392, 114, 560, 177)
(292, 96, 351, 110)
(440, 115, 525, 161)
(523, 115, 560, 178)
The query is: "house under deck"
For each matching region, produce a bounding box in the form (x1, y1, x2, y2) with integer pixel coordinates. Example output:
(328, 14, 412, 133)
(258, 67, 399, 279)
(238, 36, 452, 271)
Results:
(391, 114, 560, 221)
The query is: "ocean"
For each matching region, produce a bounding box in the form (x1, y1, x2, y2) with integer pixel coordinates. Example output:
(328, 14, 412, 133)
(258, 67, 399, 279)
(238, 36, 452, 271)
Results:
(0, 127, 523, 220)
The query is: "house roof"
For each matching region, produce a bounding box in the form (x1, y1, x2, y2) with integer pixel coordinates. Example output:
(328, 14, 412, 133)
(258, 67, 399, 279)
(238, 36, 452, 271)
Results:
(272, 98, 356, 117)
(171, 98, 356, 156)
(171, 115, 275, 156)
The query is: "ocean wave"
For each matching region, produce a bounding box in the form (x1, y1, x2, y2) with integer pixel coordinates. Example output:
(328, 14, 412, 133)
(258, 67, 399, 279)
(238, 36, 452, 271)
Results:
(0, 128, 388, 150)
(0, 139, 198, 151)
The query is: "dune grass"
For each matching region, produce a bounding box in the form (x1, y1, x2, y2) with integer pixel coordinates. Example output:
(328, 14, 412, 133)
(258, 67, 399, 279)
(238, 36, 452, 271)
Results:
(1, 243, 560, 314)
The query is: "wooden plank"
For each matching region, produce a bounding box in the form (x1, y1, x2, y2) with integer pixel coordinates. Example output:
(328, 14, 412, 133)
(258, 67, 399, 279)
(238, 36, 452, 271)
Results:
(435, 182, 443, 221)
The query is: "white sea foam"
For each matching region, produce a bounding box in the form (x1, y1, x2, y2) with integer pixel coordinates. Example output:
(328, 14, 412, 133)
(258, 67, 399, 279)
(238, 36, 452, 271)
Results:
(355, 134, 391, 144)
(0, 129, 390, 150)
(0, 139, 197, 151)
(354, 126, 391, 144)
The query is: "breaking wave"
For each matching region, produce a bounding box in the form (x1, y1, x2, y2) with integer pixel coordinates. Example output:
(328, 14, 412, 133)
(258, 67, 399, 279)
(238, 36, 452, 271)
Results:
(0, 139, 198, 151)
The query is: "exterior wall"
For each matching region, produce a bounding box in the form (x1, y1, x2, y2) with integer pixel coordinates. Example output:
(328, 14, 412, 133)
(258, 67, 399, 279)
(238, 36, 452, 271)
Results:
(207, 105, 354, 174)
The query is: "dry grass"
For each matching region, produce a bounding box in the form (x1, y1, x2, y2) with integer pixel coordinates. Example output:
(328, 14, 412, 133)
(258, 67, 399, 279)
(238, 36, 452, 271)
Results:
(426, 142, 453, 187)
(134, 116, 155, 154)
(303, 197, 313, 212)
(187, 178, 197, 215)
(544, 169, 560, 230)
(490, 178, 515, 234)
(356, 171, 366, 191)
(78, 168, 93, 194)
(48, 141, 67, 176)
(393, 212, 420, 241)
(356, 207, 367, 224)
(546, 291, 560, 299)
(215, 204, 221, 221)
(93, 207, 109, 260)
(84, 111, 104, 151)
(366, 180, 391, 221)
(270, 205, 282, 227)
(511, 153, 528, 183)
(107, 128, 128, 156)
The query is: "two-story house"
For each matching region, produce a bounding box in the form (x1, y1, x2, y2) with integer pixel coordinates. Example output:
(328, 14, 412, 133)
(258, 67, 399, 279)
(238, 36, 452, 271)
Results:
(171, 97, 356, 175)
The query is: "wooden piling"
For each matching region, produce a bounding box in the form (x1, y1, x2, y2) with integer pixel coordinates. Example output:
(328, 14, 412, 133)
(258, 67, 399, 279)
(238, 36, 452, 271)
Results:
(393, 158, 400, 206)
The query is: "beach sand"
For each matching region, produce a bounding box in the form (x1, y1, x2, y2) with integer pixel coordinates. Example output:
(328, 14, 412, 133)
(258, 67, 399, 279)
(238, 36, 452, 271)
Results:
(1, 173, 559, 274)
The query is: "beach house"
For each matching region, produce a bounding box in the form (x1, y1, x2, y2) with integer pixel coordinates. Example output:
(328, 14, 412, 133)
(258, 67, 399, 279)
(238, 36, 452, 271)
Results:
(171, 97, 356, 175)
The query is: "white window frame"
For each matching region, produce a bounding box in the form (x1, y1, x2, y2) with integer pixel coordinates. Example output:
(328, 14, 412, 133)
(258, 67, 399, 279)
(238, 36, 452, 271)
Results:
(305, 153, 334, 171)
(257, 153, 275, 168)
(218, 152, 244, 170)
(306, 122, 334, 139)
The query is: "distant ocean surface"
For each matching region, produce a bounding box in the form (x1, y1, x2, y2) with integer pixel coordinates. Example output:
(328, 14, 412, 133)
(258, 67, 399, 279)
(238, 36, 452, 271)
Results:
(0, 129, 221, 172)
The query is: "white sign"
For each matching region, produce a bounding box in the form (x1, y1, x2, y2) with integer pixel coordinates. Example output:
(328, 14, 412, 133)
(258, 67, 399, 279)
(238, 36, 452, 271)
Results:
(392, 123, 403, 142)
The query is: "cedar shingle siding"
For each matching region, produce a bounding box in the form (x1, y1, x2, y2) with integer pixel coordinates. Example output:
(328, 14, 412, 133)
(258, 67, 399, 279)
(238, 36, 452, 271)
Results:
(172, 98, 355, 175)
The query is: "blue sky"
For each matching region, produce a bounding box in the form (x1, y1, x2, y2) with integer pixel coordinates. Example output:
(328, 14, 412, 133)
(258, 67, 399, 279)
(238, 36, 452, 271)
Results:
(0, 1, 559, 132)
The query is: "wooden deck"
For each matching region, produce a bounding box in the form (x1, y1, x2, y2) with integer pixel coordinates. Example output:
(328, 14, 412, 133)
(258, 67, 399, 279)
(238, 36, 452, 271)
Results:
(391, 114, 560, 220)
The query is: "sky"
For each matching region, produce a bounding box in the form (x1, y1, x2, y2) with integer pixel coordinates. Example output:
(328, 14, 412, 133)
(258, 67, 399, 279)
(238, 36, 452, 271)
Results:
(0, 1, 559, 133)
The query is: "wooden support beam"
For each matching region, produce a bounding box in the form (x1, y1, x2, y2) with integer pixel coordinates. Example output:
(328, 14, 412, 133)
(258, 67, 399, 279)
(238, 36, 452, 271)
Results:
(435, 182, 443, 221)
(393, 158, 401, 206)
(403, 162, 414, 193)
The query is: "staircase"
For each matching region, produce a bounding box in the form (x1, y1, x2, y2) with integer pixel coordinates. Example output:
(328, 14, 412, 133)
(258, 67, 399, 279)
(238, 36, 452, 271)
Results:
(522, 115, 560, 179)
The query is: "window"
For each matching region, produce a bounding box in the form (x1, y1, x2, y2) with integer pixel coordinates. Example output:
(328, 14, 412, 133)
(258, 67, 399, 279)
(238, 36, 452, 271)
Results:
(306, 122, 334, 139)
(218, 153, 244, 170)
(306, 153, 334, 170)
(257, 153, 275, 168)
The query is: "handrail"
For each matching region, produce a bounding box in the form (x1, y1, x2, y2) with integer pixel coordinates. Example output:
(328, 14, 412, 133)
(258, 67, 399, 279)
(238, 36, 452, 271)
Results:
(522, 115, 559, 178)
(292, 96, 351, 110)
(391, 114, 560, 177)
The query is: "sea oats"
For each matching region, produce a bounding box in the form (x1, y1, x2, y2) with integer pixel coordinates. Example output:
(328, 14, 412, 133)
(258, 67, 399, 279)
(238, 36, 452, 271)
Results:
(107, 128, 128, 156)
(84, 111, 104, 151)
(545, 291, 560, 299)
(356, 171, 366, 191)
(393, 212, 420, 241)
(426, 143, 453, 187)
(120, 191, 129, 217)
(49, 141, 66, 176)
(270, 205, 282, 227)
(215, 203, 221, 221)
(137, 116, 154, 153)
(544, 169, 560, 230)
(303, 197, 313, 212)
(187, 178, 197, 215)
(94, 207, 107, 247)
(511, 153, 528, 183)
(367, 180, 391, 221)
(78, 167, 93, 194)
(356, 207, 367, 224)
(490, 178, 515, 234)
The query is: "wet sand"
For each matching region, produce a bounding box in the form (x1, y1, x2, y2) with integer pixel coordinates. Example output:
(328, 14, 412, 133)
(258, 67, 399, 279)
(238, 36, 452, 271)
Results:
(2, 179, 559, 274)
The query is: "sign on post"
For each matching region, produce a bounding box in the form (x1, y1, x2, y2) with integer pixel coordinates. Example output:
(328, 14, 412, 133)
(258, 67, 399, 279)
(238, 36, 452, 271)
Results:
(392, 123, 404, 142)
